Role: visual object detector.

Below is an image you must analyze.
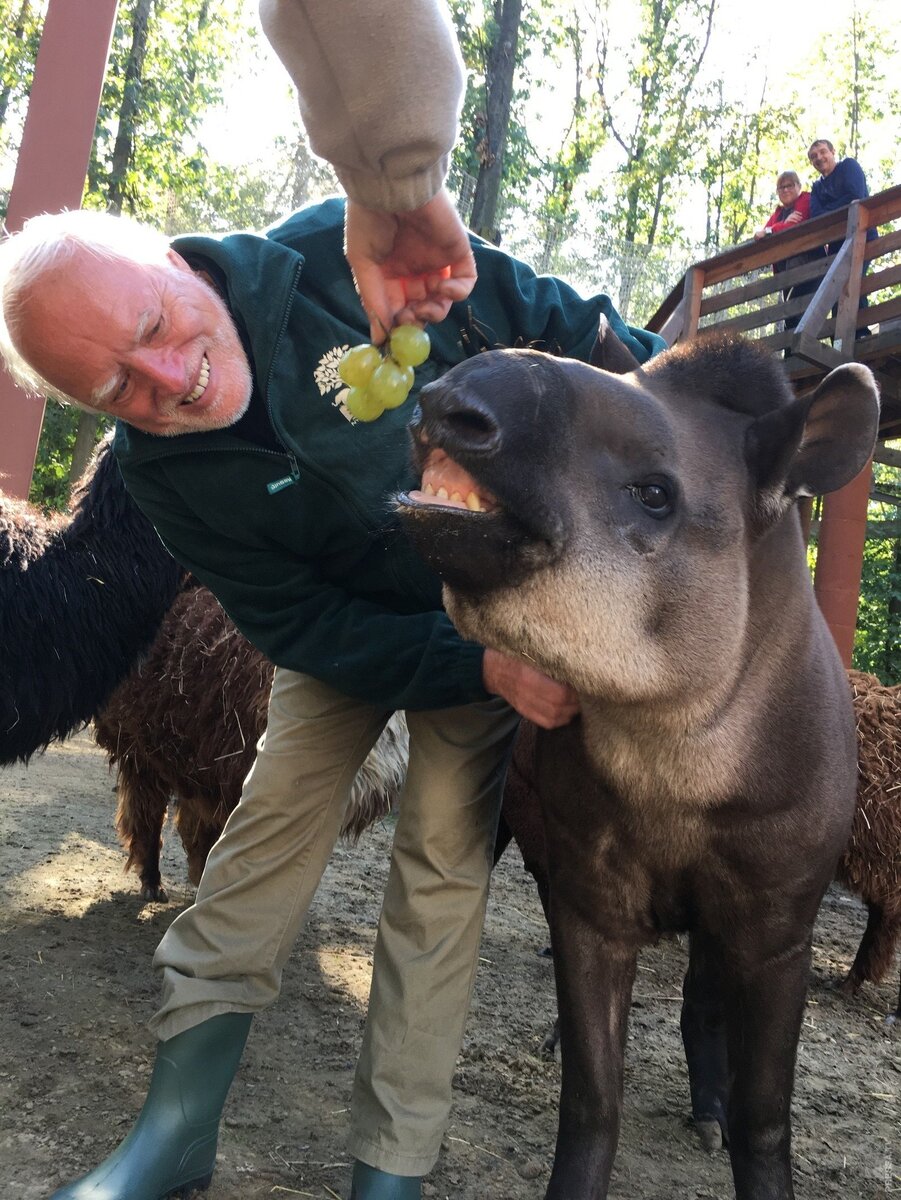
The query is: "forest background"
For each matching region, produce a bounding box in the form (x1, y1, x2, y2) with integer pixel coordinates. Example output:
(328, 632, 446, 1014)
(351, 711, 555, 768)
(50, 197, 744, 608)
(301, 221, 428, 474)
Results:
(0, 0, 898, 679)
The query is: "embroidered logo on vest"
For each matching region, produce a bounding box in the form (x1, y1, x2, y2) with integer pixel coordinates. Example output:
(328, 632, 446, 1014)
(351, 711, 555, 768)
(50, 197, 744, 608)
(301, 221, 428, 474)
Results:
(314, 344, 355, 423)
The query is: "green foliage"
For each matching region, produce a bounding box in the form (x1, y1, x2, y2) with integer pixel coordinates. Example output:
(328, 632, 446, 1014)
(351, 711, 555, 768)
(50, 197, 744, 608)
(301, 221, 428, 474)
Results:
(695, 80, 795, 253)
(588, 0, 717, 248)
(28, 403, 112, 513)
(854, 536, 901, 685)
(0, 0, 44, 132)
(809, 7, 899, 179)
(737, 5, 901, 236)
(852, 461, 901, 685)
(164, 159, 282, 235)
(85, 0, 251, 222)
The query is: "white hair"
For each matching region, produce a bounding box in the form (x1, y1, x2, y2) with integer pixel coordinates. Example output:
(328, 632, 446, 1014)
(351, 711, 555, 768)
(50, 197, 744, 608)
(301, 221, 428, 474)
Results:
(0, 208, 171, 404)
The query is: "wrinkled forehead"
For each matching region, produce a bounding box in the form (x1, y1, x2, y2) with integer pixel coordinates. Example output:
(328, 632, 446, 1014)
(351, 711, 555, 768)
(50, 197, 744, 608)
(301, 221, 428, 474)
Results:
(18, 248, 162, 337)
(12, 250, 164, 401)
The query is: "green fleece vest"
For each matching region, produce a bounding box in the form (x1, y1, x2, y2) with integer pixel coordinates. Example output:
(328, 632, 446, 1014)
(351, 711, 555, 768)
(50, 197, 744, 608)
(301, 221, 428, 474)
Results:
(114, 198, 664, 711)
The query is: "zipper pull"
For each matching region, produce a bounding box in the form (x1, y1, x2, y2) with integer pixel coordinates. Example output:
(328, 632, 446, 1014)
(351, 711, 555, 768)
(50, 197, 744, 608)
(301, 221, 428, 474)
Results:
(267, 454, 301, 495)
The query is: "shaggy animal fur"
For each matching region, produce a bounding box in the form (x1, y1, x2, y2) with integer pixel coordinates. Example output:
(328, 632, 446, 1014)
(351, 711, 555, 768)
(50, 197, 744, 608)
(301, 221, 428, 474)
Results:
(498, 670, 901, 1026)
(95, 584, 409, 901)
(838, 670, 901, 1020)
(0, 438, 185, 763)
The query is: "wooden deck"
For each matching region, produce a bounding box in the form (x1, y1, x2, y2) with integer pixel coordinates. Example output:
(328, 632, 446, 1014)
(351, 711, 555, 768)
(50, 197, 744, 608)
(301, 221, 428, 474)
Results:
(646, 184, 901, 439)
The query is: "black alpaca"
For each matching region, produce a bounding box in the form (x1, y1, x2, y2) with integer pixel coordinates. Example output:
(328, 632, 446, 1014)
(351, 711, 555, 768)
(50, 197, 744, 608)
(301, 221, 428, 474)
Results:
(0, 438, 185, 764)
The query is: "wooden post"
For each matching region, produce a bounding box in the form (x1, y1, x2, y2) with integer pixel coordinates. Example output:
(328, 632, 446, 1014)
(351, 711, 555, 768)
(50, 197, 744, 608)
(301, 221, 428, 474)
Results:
(833, 201, 867, 352)
(681, 267, 705, 341)
(795, 241, 851, 345)
(0, 0, 119, 499)
(813, 459, 873, 667)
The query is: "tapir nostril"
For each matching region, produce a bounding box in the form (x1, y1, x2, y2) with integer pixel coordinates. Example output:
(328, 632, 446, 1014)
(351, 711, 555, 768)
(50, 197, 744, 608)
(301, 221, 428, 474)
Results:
(442, 406, 500, 448)
(420, 383, 501, 452)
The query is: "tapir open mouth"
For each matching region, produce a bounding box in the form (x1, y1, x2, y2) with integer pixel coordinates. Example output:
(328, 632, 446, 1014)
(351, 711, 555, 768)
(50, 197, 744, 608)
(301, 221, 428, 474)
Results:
(396, 443, 564, 592)
(400, 448, 501, 516)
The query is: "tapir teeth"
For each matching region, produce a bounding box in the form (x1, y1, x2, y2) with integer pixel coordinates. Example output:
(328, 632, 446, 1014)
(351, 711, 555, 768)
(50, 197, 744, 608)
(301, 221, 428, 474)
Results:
(419, 452, 498, 514)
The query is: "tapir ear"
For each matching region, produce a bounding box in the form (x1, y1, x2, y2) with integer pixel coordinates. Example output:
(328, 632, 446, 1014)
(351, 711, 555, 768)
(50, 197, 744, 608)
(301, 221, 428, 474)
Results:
(589, 314, 642, 375)
(747, 363, 880, 501)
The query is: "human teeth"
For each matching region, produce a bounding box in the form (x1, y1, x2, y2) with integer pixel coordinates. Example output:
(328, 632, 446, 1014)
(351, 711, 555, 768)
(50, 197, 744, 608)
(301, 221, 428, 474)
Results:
(466, 492, 483, 512)
(186, 355, 209, 403)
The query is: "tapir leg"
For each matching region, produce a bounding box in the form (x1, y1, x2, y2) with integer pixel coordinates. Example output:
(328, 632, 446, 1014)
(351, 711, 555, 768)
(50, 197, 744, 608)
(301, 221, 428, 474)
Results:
(544, 901, 638, 1200)
(720, 937, 812, 1200)
(681, 933, 730, 1152)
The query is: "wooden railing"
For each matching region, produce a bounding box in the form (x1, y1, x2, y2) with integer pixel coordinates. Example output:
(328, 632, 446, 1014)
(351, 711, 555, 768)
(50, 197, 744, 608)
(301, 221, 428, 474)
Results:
(646, 184, 901, 433)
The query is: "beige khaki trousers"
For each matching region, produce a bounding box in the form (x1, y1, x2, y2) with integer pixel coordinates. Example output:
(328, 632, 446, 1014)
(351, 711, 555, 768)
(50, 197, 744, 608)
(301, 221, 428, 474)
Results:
(149, 667, 519, 1176)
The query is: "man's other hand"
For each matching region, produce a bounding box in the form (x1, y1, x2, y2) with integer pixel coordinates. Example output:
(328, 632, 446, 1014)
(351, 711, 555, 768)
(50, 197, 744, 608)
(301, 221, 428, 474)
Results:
(482, 648, 580, 729)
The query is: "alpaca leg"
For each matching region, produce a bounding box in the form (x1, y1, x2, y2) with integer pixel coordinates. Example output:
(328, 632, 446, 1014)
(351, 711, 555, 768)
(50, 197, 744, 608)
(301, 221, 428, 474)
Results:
(173, 800, 226, 887)
(841, 903, 901, 1021)
(114, 758, 171, 902)
(840, 903, 896, 990)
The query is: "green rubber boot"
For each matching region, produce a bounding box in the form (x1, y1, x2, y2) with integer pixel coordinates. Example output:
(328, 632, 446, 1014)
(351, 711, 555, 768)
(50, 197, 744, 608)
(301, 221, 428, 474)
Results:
(49, 1012, 252, 1200)
(349, 1161, 422, 1199)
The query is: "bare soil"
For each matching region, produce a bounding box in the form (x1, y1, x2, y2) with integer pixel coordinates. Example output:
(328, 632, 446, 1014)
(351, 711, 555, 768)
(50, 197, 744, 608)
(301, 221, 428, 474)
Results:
(1, 731, 899, 1200)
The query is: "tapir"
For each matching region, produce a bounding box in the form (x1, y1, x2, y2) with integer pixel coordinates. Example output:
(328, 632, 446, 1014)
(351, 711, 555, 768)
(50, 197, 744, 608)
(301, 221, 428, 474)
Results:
(396, 330, 880, 1200)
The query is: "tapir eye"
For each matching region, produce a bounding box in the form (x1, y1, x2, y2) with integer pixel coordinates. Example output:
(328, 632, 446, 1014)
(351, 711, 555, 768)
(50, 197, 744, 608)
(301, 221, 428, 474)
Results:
(629, 481, 673, 518)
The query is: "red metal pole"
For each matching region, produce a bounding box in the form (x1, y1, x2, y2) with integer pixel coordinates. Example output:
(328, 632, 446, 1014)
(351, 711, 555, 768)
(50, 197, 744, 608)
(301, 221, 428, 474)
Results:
(0, 0, 119, 500)
(813, 460, 873, 667)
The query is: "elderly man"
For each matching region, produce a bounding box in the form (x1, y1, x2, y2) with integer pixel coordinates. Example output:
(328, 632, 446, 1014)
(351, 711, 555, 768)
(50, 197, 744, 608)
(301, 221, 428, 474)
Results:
(0, 198, 664, 1200)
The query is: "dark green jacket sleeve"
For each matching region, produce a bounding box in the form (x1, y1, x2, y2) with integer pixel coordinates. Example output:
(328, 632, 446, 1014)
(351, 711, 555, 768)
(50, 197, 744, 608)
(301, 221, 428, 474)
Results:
(121, 461, 488, 712)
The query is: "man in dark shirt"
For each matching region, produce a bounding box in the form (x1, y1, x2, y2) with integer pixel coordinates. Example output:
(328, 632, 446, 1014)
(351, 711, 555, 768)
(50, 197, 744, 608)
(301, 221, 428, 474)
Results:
(808, 139, 871, 219)
(808, 139, 875, 334)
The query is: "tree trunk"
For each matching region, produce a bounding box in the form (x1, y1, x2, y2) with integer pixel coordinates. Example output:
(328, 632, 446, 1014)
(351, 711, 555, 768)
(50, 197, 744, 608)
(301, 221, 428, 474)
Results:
(68, 412, 102, 487)
(469, 0, 522, 243)
(107, 0, 155, 215)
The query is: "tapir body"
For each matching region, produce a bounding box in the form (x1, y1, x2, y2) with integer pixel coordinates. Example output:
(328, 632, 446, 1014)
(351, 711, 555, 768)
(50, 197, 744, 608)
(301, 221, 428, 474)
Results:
(397, 333, 880, 1200)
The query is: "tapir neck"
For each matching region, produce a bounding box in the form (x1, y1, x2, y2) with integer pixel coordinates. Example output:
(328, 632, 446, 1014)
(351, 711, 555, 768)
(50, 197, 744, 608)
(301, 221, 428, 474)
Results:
(578, 516, 831, 808)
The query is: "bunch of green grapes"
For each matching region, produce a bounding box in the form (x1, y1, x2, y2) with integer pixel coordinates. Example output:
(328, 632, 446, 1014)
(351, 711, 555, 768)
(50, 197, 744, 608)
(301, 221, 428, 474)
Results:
(338, 325, 431, 422)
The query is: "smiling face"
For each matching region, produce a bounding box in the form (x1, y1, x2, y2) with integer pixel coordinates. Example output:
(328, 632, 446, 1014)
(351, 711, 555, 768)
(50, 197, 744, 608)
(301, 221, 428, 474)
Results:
(808, 141, 837, 177)
(13, 247, 252, 436)
(776, 176, 802, 205)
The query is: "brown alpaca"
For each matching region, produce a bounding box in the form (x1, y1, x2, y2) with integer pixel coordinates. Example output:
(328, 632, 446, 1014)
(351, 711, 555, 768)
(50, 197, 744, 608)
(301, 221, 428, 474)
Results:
(838, 670, 901, 1020)
(94, 583, 408, 901)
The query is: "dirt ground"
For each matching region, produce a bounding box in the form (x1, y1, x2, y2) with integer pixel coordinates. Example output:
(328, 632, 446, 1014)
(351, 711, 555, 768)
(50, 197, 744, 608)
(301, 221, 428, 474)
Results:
(1, 730, 899, 1200)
